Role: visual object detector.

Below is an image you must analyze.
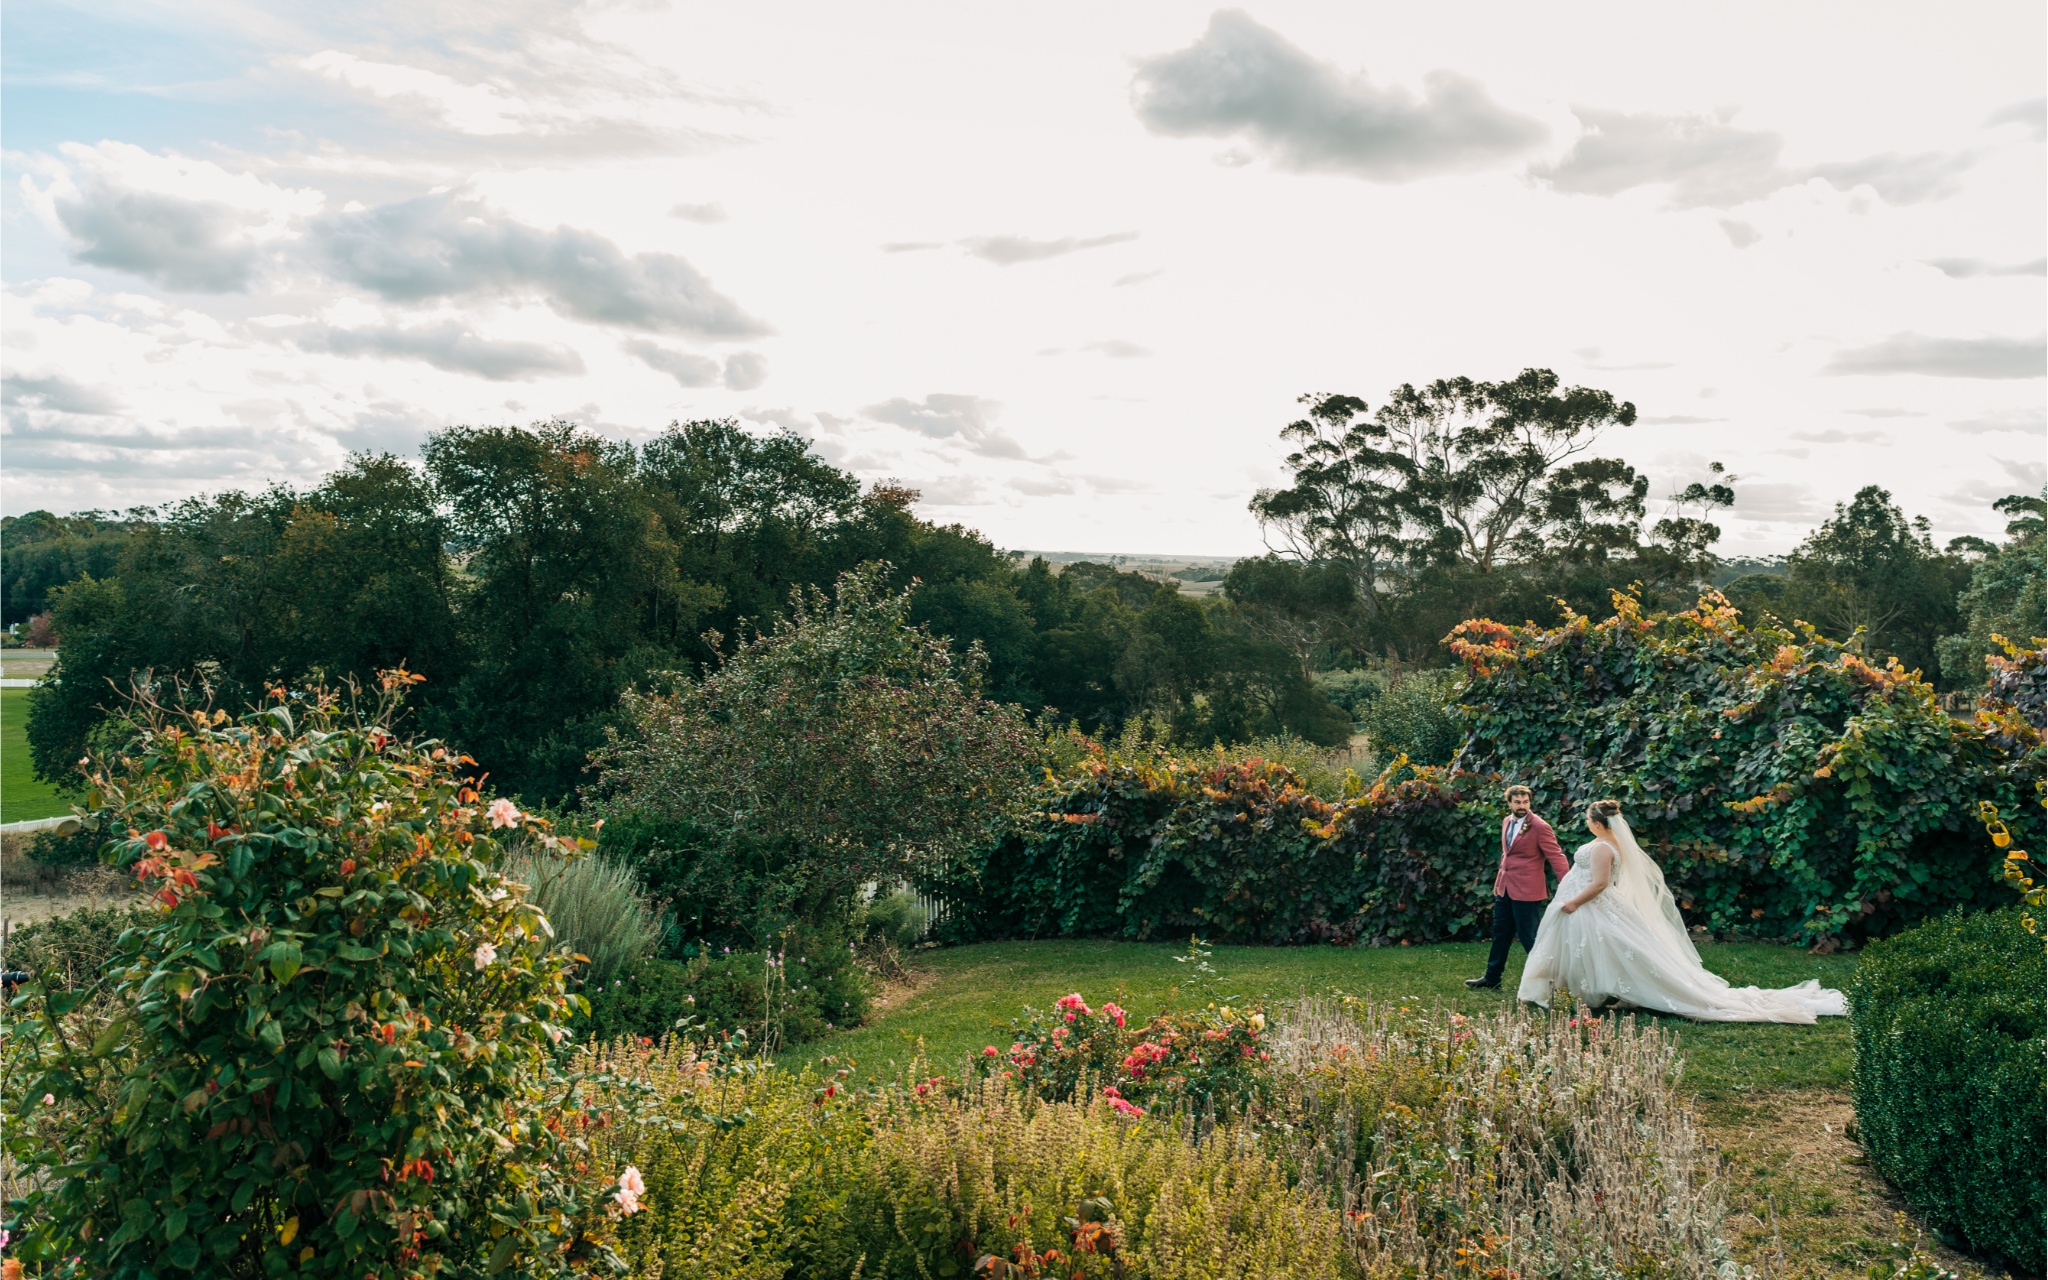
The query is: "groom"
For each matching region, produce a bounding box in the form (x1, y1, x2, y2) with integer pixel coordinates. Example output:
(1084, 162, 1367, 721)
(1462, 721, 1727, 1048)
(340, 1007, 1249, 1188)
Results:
(1465, 784, 1569, 989)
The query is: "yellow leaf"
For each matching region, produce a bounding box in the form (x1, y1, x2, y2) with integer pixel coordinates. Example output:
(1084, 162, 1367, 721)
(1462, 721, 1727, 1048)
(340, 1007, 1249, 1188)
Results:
(280, 1216, 299, 1245)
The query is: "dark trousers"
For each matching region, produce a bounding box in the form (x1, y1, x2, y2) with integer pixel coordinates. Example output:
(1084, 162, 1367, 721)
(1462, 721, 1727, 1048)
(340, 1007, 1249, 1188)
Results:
(1483, 895, 1545, 982)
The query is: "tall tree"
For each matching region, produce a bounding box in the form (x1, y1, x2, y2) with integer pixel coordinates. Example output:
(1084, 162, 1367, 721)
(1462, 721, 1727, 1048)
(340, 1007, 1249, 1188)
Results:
(1250, 369, 1641, 610)
(1776, 485, 1969, 680)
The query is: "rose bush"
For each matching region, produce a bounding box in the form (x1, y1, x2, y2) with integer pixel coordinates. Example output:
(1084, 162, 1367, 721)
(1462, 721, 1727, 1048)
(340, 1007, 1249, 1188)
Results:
(2, 674, 639, 1279)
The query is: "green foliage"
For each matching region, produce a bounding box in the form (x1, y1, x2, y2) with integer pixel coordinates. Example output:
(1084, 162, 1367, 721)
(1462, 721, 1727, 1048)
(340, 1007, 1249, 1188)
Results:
(1451, 592, 2043, 941)
(1849, 908, 2045, 1274)
(1, 903, 150, 992)
(23, 819, 104, 869)
(581, 926, 871, 1050)
(577, 993, 1731, 1280)
(503, 846, 662, 985)
(973, 982, 1277, 1121)
(937, 741, 1502, 946)
(592, 562, 1037, 937)
(860, 886, 930, 948)
(2, 677, 629, 1277)
(1769, 486, 1971, 685)
(1355, 667, 1463, 764)
(0, 508, 144, 626)
(580, 1039, 1349, 1280)
(1937, 492, 2045, 688)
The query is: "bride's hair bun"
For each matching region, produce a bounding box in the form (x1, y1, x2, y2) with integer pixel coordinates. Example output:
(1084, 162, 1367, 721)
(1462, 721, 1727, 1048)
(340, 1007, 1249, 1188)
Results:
(1587, 798, 1623, 823)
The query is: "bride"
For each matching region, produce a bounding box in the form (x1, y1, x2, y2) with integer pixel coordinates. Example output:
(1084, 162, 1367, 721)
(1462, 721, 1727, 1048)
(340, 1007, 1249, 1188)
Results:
(1518, 798, 1847, 1023)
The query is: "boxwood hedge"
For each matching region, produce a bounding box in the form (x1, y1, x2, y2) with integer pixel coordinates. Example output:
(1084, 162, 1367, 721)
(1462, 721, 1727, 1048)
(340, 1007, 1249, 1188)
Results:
(1849, 907, 2044, 1275)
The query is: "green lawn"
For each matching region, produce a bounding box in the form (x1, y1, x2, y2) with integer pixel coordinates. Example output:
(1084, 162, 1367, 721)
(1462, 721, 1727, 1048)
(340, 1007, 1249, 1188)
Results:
(1, 686, 72, 823)
(789, 936, 1858, 1102)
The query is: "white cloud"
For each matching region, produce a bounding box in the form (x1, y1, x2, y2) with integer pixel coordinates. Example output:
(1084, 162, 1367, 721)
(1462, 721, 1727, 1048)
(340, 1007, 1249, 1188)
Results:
(670, 202, 729, 224)
(1947, 407, 2045, 435)
(2, 373, 123, 416)
(721, 351, 768, 390)
(304, 51, 526, 136)
(1718, 219, 1762, 249)
(1130, 10, 1545, 181)
(623, 338, 721, 386)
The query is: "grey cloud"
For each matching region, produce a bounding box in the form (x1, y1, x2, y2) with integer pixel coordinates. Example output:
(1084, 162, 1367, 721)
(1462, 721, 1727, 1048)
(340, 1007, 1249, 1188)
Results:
(905, 475, 989, 506)
(1535, 107, 1976, 208)
(1948, 407, 2045, 435)
(1719, 219, 1761, 249)
(1731, 482, 1824, 523)
(315, 194, 770, 337)
(1113, 269, 1165, 287)
(2, 373, 123, 416)
(1987, 97, 2047, 140)
(1808, 150, 1975, 204)
(721, 352, 768, 391)
(882, 241, 944, 253)
(54, 183, 261, 292)
(1010, 475, 1076, 497)
(324, 402, 446, 454)
(959, 232, 1139, 265)
(1131, 10, 1544, 181)
(861, 394, 1026, 459)
(623, 338, 720, 387)
(1846, 408, 1924, 418)
(1534, 108, 1786, 206)
(1822, 333, 2046, 379)
(1082, 340, 1153, 358)
(1925, 256, 2047, 278)
(2002, 456, 2047, 488)
(291, 322, 585, 380)
(669, 202, 728, 224)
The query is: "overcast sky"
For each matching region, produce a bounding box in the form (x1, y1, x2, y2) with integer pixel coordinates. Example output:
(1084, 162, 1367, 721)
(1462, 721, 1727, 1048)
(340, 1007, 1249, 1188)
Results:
(4, 1, 2042, 555)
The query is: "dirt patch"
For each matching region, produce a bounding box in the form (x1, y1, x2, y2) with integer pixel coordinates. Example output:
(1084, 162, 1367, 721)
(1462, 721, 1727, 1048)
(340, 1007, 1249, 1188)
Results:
(1700, 1089, 2008, 1280)
(866, 962, 939, 1018)
(2, 871, 144, 931)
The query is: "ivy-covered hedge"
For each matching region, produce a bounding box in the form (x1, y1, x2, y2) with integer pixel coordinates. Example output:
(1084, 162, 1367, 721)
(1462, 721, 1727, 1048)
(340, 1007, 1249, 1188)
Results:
(1850, 907, 2044, 1274)
(931, 751, 1503, 946)
(1450, 594, 2044, 942)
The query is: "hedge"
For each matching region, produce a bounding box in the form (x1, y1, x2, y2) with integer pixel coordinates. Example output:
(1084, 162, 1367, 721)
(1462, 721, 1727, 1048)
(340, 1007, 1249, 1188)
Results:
(1849, 907, 2045, 1274)
(1451, 593, 2044, 942)
(930, 752, 1504, 946)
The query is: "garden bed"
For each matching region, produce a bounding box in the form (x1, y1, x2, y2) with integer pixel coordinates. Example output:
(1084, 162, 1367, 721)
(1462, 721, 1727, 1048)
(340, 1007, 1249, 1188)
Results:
(787, 938, 2005, 1280)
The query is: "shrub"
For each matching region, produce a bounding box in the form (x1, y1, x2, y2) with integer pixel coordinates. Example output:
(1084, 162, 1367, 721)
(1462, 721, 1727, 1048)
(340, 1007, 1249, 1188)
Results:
(582, 925, 870, 1050)
(1451, 592, 2044, 941)
(973, 987, 1276, 1122)
(934, 741, 1500, 946)
(590, 562, 1036, 940)
(504, 846, 662, 984)
(1, 676, 631, 1277)
(1355, 667, 1463, 765)
(859, 885, 930, 948)
(1850, 907, 2045, 1274)
(574, 995, 1733, 1280)
(1, 904, 150, 992)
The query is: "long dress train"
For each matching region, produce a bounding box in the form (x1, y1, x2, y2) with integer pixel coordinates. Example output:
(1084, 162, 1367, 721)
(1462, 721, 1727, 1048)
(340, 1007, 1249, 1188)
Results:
(1518, 832, 1846, 1024)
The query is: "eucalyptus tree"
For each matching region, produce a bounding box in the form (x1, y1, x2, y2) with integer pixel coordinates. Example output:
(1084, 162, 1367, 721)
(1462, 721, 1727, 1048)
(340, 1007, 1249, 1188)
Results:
(1250, 369, 1643, 612)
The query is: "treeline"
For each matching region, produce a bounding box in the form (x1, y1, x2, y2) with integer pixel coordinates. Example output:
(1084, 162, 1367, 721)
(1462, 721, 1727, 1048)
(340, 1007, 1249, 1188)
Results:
(1238, 370, 2043, 689)
(14, 367, 2042, 802)
(21, 421, 1347, 803)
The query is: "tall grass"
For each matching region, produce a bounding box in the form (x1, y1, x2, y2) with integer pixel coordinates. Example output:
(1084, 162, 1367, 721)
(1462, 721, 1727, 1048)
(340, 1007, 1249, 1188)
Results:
(503, 849, 661, 984)
(1272, 997, 1735, 1280)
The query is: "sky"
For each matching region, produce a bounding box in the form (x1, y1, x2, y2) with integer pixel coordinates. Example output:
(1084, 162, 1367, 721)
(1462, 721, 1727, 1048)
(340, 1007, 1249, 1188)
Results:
(3, 1, 2043, 556)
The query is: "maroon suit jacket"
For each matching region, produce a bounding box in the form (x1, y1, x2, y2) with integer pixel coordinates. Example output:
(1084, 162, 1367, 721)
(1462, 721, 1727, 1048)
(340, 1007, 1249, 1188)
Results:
(1494, 813, 1569, 901)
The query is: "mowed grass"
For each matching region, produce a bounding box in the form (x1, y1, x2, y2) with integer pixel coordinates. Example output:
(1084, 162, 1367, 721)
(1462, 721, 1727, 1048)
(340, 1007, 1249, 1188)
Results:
(1, 686, 73, 823)
(788, 936, 1858, 1102)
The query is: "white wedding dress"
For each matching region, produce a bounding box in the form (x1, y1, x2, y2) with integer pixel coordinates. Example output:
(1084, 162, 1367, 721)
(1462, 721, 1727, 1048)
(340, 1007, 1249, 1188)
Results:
(1518, 814, 1846, 1024)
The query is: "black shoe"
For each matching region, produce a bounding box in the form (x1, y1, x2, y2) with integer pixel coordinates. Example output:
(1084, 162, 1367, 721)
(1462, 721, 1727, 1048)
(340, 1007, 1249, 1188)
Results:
(1464, 977, 1501, 989)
